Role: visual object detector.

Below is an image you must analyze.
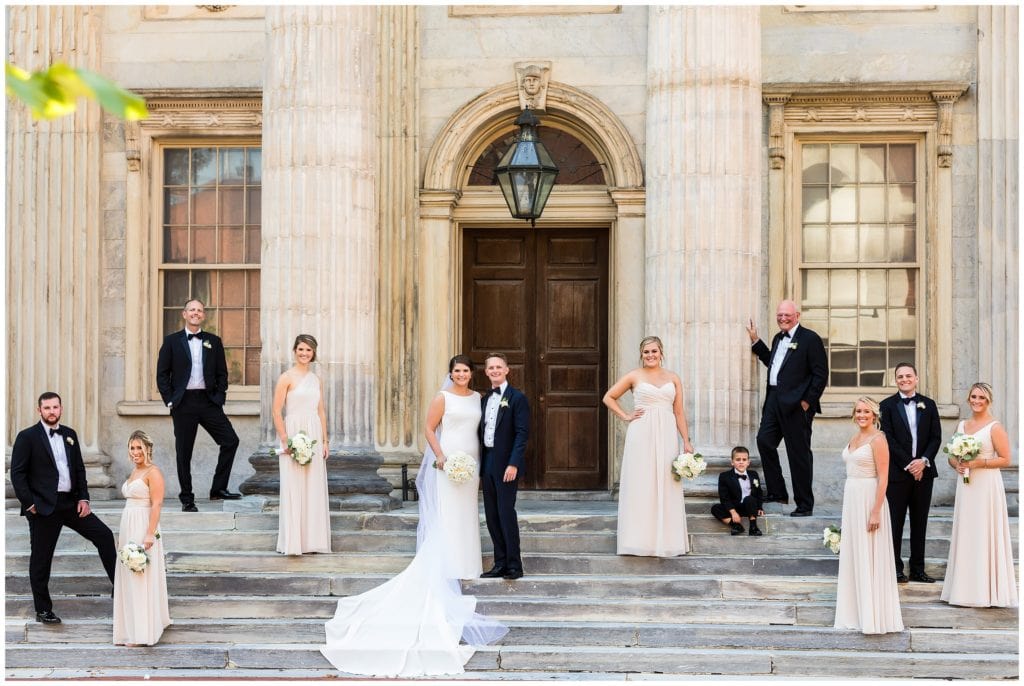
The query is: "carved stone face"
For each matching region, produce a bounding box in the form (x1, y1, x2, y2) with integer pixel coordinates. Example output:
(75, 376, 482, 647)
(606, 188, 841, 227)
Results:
(522, 75, 541, 96)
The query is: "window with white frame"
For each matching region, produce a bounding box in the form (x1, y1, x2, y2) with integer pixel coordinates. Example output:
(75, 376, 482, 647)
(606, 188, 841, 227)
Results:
(160, 143, 262, 387)
(795, 138, 922, 389)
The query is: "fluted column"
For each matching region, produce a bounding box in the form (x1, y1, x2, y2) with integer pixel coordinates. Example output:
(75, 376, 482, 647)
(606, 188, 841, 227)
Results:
(976, 6, 1018, 454)
(644, 6, 762, 452)
(5, 6, 115, 497)
(241, 6, 392, 509)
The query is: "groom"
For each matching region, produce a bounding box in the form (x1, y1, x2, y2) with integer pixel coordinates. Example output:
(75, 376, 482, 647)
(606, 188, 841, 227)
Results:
(478, 353, 530, 580)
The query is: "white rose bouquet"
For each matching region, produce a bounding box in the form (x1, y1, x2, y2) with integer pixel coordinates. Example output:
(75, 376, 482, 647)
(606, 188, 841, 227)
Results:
(943, 432, 983, 484)
(118, 542, 149, 573)
(270, 431, 318, 466)
(671, 452, 705, 481)
(437, 451, 478, 485)
(822, 525, 841, 554)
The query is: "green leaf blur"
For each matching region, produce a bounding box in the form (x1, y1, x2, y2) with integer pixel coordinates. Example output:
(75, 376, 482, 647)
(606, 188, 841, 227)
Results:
(6, 61, 148, 121)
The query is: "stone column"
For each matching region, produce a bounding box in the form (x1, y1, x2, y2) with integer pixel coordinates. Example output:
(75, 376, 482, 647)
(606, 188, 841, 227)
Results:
(240, 6, 392, 510)
(644, 6, 762, 452)
(5, 6, 116, 498)
(976, 6, 1019, 453)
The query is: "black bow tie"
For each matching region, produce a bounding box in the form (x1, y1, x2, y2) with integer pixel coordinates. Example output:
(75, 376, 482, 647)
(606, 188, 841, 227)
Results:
(49, 428, 59, 437)
(781, 331, 791, 339)
(736, 473, 747, 480)
(187, 332, 204, 341)
(902, 396, 918, 405)
(491, 387, 502, 395)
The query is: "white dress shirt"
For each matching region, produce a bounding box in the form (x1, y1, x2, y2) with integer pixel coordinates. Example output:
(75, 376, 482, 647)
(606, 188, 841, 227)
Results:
(769, 323, 799, 386)
(482, 381, 508, 448)
(186, 329, 207, 390)
(735, 469, 752, 500)
(44, 422, 72, 493)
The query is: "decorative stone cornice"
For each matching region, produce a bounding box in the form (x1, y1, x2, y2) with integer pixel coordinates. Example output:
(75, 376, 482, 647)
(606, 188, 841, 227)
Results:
(134, 96, 262, 131)
(763, 93, 790, 169)
(930, 90, 965, 168)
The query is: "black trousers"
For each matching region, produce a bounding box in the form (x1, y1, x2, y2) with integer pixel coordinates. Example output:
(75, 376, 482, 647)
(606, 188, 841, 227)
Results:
(886, 476, 934, 575)
(172, 389, 239, 504)
(756, 388, 815, 511)
(28, 493, 116, 613)
(480, 451, 522, 573)
(712, 497, 760, 521)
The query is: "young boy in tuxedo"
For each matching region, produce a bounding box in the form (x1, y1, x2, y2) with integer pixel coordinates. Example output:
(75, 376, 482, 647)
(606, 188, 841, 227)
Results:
(711, 446, 765, 536)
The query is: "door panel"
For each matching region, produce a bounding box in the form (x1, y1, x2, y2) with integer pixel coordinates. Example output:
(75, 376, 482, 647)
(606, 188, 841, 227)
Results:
(463, 227, 607, 489)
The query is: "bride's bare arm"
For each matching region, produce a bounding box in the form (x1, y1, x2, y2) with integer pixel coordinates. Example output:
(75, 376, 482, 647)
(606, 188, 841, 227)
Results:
(423, 393, 447, 468)
(271, 373, 292, 450)
(603, 370, 642, 421)
(671, 374, 693, 453)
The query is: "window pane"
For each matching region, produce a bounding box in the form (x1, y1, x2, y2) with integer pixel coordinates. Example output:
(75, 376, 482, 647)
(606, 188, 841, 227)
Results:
(802, 144, 828, 183)
(164, 149, 189, 185)
(830, 308, 857, 346)
(888, 224, 916, 261)
(164, 271, 190, 307)
(220, 309, 245, 346)
(225, 347, 244, 386)
(859, 224, 887, 262)
(191, 188, 218, 225)
(220, 271, 246, 307)
(888, 269, 916, 308)
(830, 144, 857, 184)
(248, 271, 261, 307)
(830, 224, 857, 262)
(831, 348, 857, 387)
(247, 149, 262, 184)
(245, 226, 261, 264)
(803, 224, 828, 262)
(164, 188, 189, 225)
(245, 348, 261, 386)
(802, 186, 828, 223)
(859, 144, 885, 183)
(858, 185, 885, 223)
(246, 309, 260, 345)
(191, 227, 216, 264)
(246, 189, 261, 226)
(164, 227, 189, 263)
(219, 226, 244, 264)
(220, 188, 244, 225)
(888, 348, 915, 374)
(830, 270, 857, 307)
(859, 347, 886, 386)
(888, 184, 916, 222)
(191, 148, 217, 186)
(830, 186, 856, 223)
(859, 270, 887, 307)
(801, 308, 829, 346)
(888, 307, 916, 347)
(888, 144, 915, 182)
(859, 309, 886, 345)
(802, 270, 830, 307)
(220, 148, 245, 184)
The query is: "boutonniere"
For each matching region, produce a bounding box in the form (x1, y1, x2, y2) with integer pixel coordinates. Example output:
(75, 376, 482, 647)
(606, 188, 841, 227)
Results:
(499, 399, 510, 409)
(202, 340, 212, 349)
(65, 436, 75, 446)
(788, 342, 798, 350)
(916, 401, 926, 410)
(752, 478, 760, 488)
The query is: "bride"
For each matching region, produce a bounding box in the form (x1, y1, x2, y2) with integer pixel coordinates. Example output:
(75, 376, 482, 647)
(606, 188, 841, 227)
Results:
(320, 355, 508, 676)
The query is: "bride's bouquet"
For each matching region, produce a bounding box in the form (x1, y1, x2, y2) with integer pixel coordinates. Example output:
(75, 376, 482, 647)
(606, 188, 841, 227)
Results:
(270, 431, 318, 465)
(118, 542, 149, 573)
(822, 525, 841, 554)
(671, 452, 705, 481)
(943, 432, 983, 483)
(437, 451, 478, 485)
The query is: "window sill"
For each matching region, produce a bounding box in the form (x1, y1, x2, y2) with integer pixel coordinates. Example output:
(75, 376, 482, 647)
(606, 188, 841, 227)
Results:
(819, 401, 960, 419)
(116, 400, 260, 417)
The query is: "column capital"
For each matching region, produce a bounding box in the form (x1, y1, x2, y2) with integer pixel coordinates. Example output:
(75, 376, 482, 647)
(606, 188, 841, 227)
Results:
(609, 188, 646, 217)
(930, 88, 967, 168)
(418, 189, 462, 217)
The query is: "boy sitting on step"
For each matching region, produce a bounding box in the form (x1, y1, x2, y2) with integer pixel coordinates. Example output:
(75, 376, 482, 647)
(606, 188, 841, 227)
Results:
(711, 446, 764, 536)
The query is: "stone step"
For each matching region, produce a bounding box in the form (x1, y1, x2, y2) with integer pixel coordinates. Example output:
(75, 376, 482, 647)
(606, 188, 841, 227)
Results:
(6, 592, 1016, 630)
(7, 618, 1017, 654)
(3, 642, 1017, 679)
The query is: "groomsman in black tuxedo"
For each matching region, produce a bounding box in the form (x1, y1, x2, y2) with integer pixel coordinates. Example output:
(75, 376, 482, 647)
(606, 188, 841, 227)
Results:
(478, 353, 530, 580)
(156, 298, 240, 511)
(879, 362, 941, 583)
(10, 392, 117, 624)
(747, 300, 828, 517)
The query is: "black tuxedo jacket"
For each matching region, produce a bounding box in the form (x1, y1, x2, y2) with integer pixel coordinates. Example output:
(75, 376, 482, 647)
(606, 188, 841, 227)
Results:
(156, 329, 229, 408)
(752, 325, 828, 414)
(10, 423, 89, 516)
(478, 385, 530, 475)
(879, 392, 941, 483)
(718, 468, 764, 512)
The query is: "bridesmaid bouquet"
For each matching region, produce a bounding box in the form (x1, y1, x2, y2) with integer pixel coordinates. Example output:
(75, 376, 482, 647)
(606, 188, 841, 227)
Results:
(438, 451, 478, 484)
(671, 452, 705, 481)
(943, 432, 983, 483)
(271, 431, 318, 465)
(118, 542, 149, 573)
(822, 525, 841, 554)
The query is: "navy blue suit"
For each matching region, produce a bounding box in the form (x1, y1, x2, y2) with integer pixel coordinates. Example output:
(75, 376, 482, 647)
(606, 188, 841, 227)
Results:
(479, 384, 530, 574)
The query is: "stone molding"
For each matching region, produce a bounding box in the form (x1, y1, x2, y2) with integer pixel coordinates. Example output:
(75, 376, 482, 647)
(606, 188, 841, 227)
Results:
(423, 80, 643, 190)
(515, 61, 552, 111)
(449, 5, 620, 18)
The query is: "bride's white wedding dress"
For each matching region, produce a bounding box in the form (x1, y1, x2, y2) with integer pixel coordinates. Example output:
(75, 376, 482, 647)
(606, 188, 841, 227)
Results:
(319, 385, 507, 676)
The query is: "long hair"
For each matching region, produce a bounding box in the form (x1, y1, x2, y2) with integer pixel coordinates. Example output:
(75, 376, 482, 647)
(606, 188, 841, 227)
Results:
(852, 396, 881, 430)
(127, 429, 155, 466)
(293, 334, 318, 362)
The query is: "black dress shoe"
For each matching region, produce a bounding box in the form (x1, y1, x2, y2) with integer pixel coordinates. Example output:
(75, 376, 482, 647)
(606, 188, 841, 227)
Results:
(790, 509, 812, 517)
(729, 522, 745, 536)
(182, 503, 198, 512)
(909, 572, 937, 583)
(503, 569, 524, 580)
(764, 495, 789, 505)
(35, 610, 61, 624)
(209, 489, 242, 500)
(480, 566, 508, 578)
(748, 522, 763, 536)
(895, 572, 909, 583)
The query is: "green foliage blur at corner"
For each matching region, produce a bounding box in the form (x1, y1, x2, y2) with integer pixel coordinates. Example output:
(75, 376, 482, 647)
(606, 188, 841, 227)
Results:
(6, 61, 148, 121)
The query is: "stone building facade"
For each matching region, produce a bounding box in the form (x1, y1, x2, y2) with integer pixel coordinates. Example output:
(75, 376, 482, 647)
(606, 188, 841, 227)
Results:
(6, 5, 1018, 508)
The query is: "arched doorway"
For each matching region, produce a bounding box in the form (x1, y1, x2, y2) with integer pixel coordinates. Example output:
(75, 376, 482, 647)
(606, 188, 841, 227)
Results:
(419, 81, 645, 490)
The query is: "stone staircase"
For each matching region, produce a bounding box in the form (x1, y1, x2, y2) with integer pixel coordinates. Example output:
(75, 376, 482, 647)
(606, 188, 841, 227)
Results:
(5, 494, 1019, 680)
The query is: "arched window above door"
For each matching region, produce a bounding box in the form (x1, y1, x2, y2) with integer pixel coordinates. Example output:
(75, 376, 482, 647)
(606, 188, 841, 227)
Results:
(467, 128, 607, 186)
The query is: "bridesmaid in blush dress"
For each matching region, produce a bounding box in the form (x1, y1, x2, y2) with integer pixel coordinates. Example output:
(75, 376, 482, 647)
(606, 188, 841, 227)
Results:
(604, 336, 694, 557)
(834, 397, 903, 634)
(113, 430, 171, 646)
(941, 383, 1018, 608)
(273, 334, 331, 555)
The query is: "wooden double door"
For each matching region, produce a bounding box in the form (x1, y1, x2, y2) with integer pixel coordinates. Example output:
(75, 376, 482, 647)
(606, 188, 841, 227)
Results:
(462, 227, 609, 489)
